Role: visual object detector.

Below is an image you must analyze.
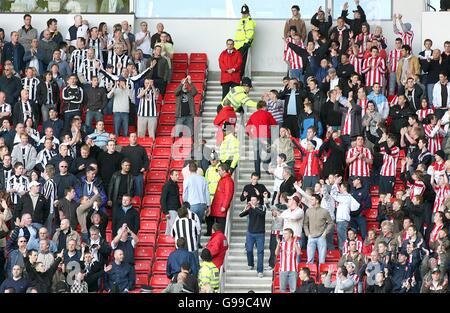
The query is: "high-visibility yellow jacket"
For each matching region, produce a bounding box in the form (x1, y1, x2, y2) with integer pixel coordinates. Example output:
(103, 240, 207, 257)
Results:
(221, 86, 257, 112)
(198, 261, 220, 291)
(205, 163, 221, 201)
(219, 133, 240, 169)
(234, 16, 256, 50)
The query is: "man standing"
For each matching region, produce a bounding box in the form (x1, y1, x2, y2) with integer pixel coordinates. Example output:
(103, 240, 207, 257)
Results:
(0, 65, 21, 105)
(219, 123, 240, 173)
(174, 75, 198, 138)
(246, 101, 278, 177)
(39, 18, 63, 45)
(171, 205, 201, 255)
(97, 140, 123, 191)
(219, 39, 242, 100)
(161, 169, 182, 236)
(234, 4, 256, 78)
(276, 228, 301, 292)
(136, 78, 159, 139)
(205, 223, 228, 269)
(121, 133, 149, 197)
(107, 77, 133, 137)
(107, 159, 135, 209)
(14, 181, 49, 229)
(62, 74, 83, 130)
(183, 162, 209, 225)
(18, 14, 38, 52)
(361, 47, 386, 89)
(112, 195, 139, 237)
(145, 45, 169, 95)
(346, 135, 373, 187)
(350, 177, 371, 240)
(84, 77, 107, 129)
(283, 5, 306, 42)
(2, 31, 25, 75)
(239, 195, 267, 278)
(240, 172, 270, 204)
(303, 194, 334, 265)
(396, 45, 421, 88)
(11, 133, 37, 176)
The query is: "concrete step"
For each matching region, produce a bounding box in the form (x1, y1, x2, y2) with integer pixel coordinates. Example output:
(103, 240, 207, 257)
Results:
(226, 269, 273, 277)
(223, 283, 272, 293)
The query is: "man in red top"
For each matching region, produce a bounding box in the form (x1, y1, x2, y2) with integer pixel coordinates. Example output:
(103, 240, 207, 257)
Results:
(205, 223, 229, 269)
(207, 163, 234, 234)
(214, 102, 237, 146)
(246, 100, 278, 177)
(219, 39, 243, 100)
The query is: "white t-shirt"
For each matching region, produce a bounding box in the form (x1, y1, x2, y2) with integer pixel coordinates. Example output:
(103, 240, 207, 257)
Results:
(135, 31, 152, 55)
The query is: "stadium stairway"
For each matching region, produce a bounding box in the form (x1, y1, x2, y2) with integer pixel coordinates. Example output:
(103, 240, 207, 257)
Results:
(201, 74, 285, 293)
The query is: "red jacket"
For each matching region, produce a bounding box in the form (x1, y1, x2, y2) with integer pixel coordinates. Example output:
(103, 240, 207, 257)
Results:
(210, 172, 234, 218)
(219, 48, 242, 84)
(246, 109, 278, 139)
(205, 230, 228, 269)
(214, 106, 237, 145)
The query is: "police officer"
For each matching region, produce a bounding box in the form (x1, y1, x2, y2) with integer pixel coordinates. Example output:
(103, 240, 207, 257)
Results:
(219, 122, 240, 174)
(235, 4, 256, 77)
(221, 77, 257, 113)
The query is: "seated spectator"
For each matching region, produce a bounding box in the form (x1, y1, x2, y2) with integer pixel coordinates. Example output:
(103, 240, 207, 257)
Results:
(24, 249, 63, 293)
(111, 195, 139, 237)
(79, 247, 105, 292)
(198, 248, 220, 292)
(0, 265, 30, 293)
(324, 266, 355, 293)
(162, 271, 189, 293)
(52, 218, 81, 252)
(84, 226, 112, 266)
(104, 249, 134, 293)
(37, 239, 55, 271)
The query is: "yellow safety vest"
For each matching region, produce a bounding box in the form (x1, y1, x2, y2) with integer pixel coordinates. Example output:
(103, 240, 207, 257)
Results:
(219, 133, 240, 169)
(234, 16, 256, 50)
(198, 261, 220, 290)
(221, 86, 257, 112)
(205, 163, 221, 202)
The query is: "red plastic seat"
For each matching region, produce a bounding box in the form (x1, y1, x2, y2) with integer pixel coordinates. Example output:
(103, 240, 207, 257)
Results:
(116, 137, 129, 146)
(146, 170, 167, 183)
(367, 221, 380, 231)
(135, 274, 149, 287)
(145, 183, 163, 195)
(173, 53, 188, 64)
(103, 115, 113, 124)
(297, 263, 318, 278)
(172, 63, 188, 73)
(131, 196, 141, 209)
(150, 159, 170, 170)
(171, 72, 185, 83)
(140, 220, 158, 234)
(366, 208, 378, 221)
(137, 137, 154, 148)
(189, 53, 207, 64)
(156, 125, 174, 137)
(158, 220, 167, 233)
(161, 103, 176, 114)
(159, 115, 176, 126)
(155, 247, 175, 260)
(135, 260, 151, 274)
(172, 147, 191, 160)
(142, 195, 161, 208)
(157, 234, 175, 247)
(189, 72, 206, 82)
(134, 247, 154, 260)
(152, 147, 172, 159)
(141, 208, 161, 221)
(173, 137, 193, 146)
(152, 261, 167, 275)
(169, 159, 184, 169)
(150, 275, 171, 289)
(325, 250, 341, 262)
(145, 147, 153, 158)
(319, 263, 338, 275)
(163, 94, 176, 104)
(188, 63, 207, 73)
(165, 83, 179, 94)
(137, 233, 156, 247)
(154, 136, 173, 147)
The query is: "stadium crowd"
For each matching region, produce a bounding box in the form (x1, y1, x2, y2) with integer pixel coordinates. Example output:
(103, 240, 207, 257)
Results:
(0, 0, 449, 294)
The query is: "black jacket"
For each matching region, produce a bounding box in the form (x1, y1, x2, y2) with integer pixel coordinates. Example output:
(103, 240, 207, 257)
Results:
(0, 165, 12, 190)
(86, 208, 109, 239)
(160, 178, 181, 214)
(329, 26, 351, 54)
(334, 100, 363, 137)
(0, 75, 22, 105)
(341, 5, 367, 35)
(295, 278, 318, 293)
(54, 173, 79, 200)
(112, 206, 140, 237)
(84, 85, 107, 111)
(279, 176, 297, 197)
(240, 183, 270, 203)
(48, 155, 74, 174)
(12, 100, 40, 126)
(336, 63, 355, 81)
(108, 171, 135, 204)
(96, 150, 124, 189)
(14, 193, 49, 225)
(2, 42, 25, 73)
(372, 278, 393, 293)
(321, 100, 343, 127)
(421, 58, 443, 85)
(239, 204, 266, 234)
(86, 237, 112, 266)
(398, 84, 424, 112)
(36, 80, 61, 112)
(81, 261, 104, 292)
(279, 87, 307, 117)
(389, 103, 415, 135)
(121, 145, 150, 176)
(24, 255, 62, 293)
(310, 13, 332, 38)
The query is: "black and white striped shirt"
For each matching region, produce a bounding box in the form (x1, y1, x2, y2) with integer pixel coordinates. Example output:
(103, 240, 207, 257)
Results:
(37, 148, 57, 170)
(78, 58, 101, 83)
(43, 178, 57, 214)
(88, 38, 103, 62)
(7, 175, 29, 204)
(108, 53, 131, 76)
(21, 77, 40, 101)
(100, 74, 114, 91)
(44, 82, 55, 106)
(2, 167, 12, 185)
(171, 214, 201, 253)
(137, 87, 158, 117)
(0, 102, 11, 114)
(70, 49, 87, 74)
(21, 101, 34, 123)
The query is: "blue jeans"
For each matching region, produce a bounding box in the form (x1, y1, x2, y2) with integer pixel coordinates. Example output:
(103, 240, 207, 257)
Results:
(279, 271, 297, 292)
(104, 98, 113, 115)
(190, 203, 207, 222)
(336, 220, 349, 253)
(326, 229, 335, 251)
(427, 83, 435, 105)
(302, 176, 319, 190)
(85, 110, 104, 129)
(307, 235, 327, 265)
(246, 232, 265, 273)
(289, 69, 304, 84)
(388, 72, 397, 96)
(114, 112, 129, 137)
(175, 116, 194, 138)
(350, 215, 367, 240)
(254, 138, 271, 177)
(134, 174, 143, 197)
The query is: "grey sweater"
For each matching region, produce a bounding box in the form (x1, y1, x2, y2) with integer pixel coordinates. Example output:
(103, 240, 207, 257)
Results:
(108, 87, 133, 113)
(324, 273, 355, 293)
(18, 26, 38, 51)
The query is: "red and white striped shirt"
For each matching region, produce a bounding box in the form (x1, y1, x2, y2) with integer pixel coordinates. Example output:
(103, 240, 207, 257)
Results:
(349, 273, 360, 293)
(347, 147, 373, 177)
(284, 38, 304, 70)
(356, 33, 373, 53)
(358, 99, 368, 118)
(279, 240, 298, 272)
(397, 31, 414, 48)
(380, 145, 400, 177)
(300, 147, 321, 177)
(389, 95, 398, 107)
(407, 180, 426, 199)
(429, 224, 444, 245)
(433, 185, 450, 213)
(416, 108, 435, 121)
(343, 240, 363, 254)
(428, 161, 446, 183)
(388, 48, 402, 73)
(362, 56, 386, 87)
(342, 107, 352, 136)
(424, 124, 445, 154)
(349, 53, 364, 75)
